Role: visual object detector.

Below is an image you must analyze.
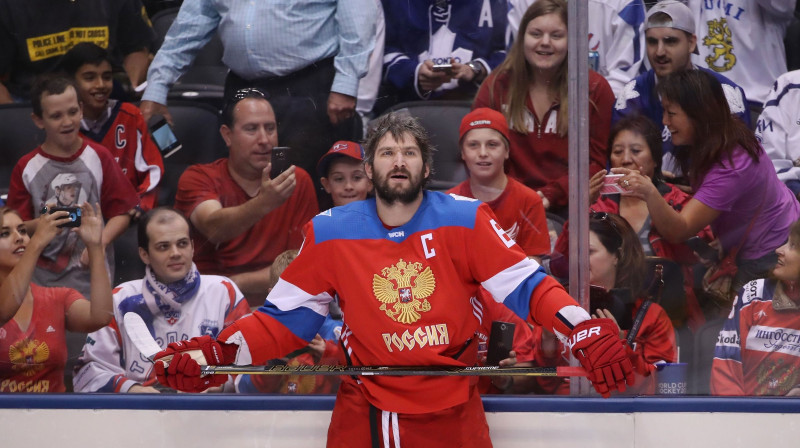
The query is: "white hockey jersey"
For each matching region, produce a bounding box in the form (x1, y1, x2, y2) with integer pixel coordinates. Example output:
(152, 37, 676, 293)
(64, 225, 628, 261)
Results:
(688, 0, 796, 104)
(72, 275, 249, 392)
(756, 70, 800, 193)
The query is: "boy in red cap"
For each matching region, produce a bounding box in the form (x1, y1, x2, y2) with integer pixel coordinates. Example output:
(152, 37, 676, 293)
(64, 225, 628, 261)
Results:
(317, 140, 373, 207)
(447, 107, 550, 260)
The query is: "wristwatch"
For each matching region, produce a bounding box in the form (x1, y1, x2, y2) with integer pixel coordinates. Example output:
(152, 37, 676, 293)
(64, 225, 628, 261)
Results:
(466, 60, 486, 81)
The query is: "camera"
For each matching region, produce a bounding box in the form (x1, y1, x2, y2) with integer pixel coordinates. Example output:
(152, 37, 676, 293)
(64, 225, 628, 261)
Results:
(432, 63, 454, 75)
(49, 206, 82, 228)
(599, 173, 626, 195)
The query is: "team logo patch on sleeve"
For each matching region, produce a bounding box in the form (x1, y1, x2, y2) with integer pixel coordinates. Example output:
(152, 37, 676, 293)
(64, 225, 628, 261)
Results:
(373, 259, 435, 324)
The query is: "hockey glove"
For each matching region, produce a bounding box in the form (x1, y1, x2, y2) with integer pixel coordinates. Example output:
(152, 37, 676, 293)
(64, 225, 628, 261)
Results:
(568, 319, 635, 397)
(153, 335, 238, 393)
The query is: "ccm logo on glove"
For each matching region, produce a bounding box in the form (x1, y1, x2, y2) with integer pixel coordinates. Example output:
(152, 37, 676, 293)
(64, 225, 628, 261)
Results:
(567, 326, 601, 349)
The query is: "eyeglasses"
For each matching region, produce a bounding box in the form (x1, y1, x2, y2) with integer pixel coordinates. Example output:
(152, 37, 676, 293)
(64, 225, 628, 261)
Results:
(231, 87, 266, 101)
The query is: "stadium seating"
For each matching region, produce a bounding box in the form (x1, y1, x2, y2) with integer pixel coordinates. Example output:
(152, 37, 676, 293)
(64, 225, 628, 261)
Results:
(0, 104, 45, 200)
(375, 100, 471, 191)
(150, 7, 227, 110)
(157, 100, 228, 207)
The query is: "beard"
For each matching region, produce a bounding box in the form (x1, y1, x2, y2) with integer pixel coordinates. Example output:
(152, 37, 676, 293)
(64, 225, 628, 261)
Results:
(372, 166, 427, 205)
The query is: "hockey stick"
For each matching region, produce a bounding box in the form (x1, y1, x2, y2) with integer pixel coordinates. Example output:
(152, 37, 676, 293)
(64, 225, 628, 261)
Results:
(198, 364, 586, 377)
(123, 313, 586, 378)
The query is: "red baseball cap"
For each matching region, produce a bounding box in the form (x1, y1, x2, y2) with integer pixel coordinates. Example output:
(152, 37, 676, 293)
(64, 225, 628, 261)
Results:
(459, 108, 510, 143)
(317, 140, 365, 177)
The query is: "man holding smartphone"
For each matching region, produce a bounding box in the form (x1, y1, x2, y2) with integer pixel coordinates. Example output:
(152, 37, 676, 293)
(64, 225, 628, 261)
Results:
(173, 89, 319, 307)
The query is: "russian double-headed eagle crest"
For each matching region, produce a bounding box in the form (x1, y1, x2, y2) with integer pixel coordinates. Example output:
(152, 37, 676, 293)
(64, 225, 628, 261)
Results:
(9, 338, 49, 376)
(372, 259, 435, 324)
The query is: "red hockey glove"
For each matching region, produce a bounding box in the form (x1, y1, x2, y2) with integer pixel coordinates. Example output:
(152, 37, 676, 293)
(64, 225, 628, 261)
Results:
(153, 335, 238, 393)
(568, 319, 635, 397)
(625, 344, 653, 377)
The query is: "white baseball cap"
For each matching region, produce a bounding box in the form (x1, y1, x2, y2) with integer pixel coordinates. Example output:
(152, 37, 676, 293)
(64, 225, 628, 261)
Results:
(645, 1, 699, 54)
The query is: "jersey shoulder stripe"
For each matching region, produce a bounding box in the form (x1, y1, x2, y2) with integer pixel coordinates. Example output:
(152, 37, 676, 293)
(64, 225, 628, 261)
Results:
(311, 191, 483, 244)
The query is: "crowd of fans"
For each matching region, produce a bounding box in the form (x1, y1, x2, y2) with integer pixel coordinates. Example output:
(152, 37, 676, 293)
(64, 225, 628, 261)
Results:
(1, 0, 799, 397)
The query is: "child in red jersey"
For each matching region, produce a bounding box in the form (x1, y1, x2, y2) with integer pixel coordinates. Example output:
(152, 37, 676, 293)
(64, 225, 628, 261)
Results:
(61, 42, 164, 215)
(447, 108, 550, 261)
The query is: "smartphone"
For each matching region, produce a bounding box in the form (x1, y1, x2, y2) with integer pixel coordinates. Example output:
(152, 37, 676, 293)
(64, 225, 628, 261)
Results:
(432, 63, 454, 75)
(599, 173, 626, 195)
(589, 285, 633, 330)
(49, 206, 82, 228)
(270, 147, 291, 179)
(686, 236, 719, 262)
(486, 321, 515, 366)
(149, 119, 182, 158)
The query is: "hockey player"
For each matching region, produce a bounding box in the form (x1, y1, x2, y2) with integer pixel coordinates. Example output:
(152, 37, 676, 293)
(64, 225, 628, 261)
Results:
(61, 43, 164, 214)
(153, 113, 635, 446)
(72, 207, 250, 392)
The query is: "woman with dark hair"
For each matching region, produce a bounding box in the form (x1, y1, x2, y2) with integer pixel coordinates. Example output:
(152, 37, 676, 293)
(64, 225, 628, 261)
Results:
(586, 114, 713, 329)
(531, 212, 676, 395)
(473, 0, 613, 215)
(0, 204, 112, 392)
(619, 69, 800, 294)
(588, 212, 676, 395)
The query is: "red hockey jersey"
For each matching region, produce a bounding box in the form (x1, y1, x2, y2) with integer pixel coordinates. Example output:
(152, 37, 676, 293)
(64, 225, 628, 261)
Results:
(80, 101, 163, 211)
(711, 279, 800, 396)
(218, 192, 588, 413)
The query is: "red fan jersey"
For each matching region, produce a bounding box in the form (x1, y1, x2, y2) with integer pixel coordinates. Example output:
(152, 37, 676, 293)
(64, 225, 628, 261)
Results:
(448, 177, 550, 256)
(0, 285, 82, 392)
(80, 101, 164, 211)
(711, 279, 800, 396)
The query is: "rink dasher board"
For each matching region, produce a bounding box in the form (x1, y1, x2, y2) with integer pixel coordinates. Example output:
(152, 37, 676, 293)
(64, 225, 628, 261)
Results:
(1, 396, 799, 447)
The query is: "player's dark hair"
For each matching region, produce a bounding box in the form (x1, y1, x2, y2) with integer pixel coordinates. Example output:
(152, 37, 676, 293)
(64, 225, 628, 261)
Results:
(363, 112, 435, 180)
(607, 114, 664, 184)
(31, 74, 78, 117)
(59, 42, 110, 76)
(138, 207, 192, 252)
(656, 69, 761, 187)
(590, 212, 645, 296)
(220, 88, 271, 127)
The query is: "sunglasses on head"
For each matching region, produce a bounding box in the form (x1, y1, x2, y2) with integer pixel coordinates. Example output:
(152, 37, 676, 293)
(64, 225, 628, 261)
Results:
(590, 211, 623, 241)
(232, 87, 266, 100)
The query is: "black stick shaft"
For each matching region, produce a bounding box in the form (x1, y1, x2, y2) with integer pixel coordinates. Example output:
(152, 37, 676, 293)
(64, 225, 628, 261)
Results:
(200, 364, 586, 377)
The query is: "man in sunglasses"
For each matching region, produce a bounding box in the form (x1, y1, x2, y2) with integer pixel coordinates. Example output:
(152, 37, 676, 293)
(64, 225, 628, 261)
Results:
(173, 90, 319, 307)
(154, 112, 636, 447)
